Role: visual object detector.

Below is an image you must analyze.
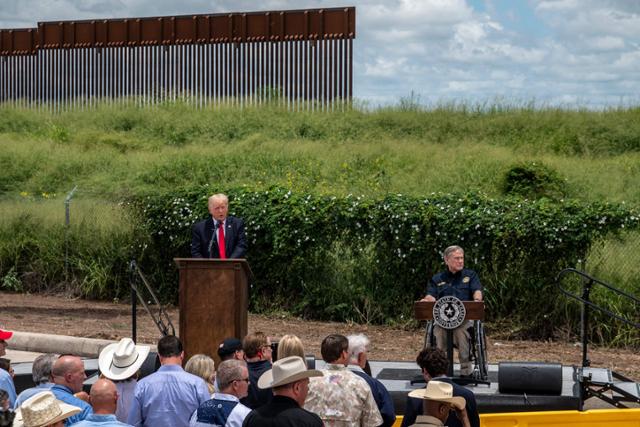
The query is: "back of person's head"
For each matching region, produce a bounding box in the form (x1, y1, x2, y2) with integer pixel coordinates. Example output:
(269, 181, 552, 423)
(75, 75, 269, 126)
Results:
(32, 353, 57, 384)
(416, 347, 448, 378)
(217, 359, 247, 391)
(157, 335, 183, 358)
(89, 378, 118, 414)
(0, 389, 14, 427)
(0, 390, 8, 411)
(347, 334, 369, 362)
(243, 332, 269, 359)
(277, 335, 305, 361)
(217, 338, 243, 361)
(320, 334, 348, 363)
(185, 354, 215, 393)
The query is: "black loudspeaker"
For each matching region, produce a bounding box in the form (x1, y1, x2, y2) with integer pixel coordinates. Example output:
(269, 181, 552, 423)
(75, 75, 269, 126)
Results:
(498, 362, 562, 395)
(305, 355, 316, 369)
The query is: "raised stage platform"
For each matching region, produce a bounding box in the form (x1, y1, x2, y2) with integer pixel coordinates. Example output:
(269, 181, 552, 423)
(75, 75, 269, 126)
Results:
(335, 360, 582, 414)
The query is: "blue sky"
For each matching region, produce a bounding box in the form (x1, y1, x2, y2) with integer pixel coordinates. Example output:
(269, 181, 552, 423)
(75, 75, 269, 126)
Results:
(1, 0, 639, 108)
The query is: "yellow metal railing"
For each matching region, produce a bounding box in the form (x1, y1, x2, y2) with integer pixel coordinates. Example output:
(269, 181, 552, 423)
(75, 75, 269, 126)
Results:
(393, 409, 640, 427)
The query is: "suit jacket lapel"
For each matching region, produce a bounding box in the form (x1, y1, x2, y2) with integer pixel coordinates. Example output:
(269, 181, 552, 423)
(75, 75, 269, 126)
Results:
(205, 218, 215, 257)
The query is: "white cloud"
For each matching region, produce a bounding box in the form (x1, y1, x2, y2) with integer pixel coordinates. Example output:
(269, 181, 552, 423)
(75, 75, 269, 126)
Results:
(588, 36, 626, 51)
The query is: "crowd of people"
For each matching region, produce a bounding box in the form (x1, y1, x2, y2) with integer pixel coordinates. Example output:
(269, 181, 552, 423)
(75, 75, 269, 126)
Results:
(0, 325, 481, 427)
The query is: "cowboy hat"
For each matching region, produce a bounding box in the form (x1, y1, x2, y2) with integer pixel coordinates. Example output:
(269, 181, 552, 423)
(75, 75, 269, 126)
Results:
(257, 356, 322, 389)
(99, 337, 151, 381)
(408, 380, 466, 410)
(13, 391, 80, 427)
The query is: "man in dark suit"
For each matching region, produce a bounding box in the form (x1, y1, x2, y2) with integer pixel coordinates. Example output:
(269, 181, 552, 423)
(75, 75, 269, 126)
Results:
(401, 347, 479, 427)
(191, 193, 247, 259)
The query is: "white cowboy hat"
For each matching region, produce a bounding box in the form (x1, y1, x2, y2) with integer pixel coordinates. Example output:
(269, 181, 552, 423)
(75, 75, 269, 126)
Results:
(13, 391, 80, 427)
(408, 380, 466, 410)
(99, 337, 151, 381)
(257, 356, 322, 389)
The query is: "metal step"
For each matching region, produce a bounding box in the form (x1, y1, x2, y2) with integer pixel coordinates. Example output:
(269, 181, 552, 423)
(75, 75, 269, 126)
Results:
(613, 382, 640, 399)
(580, 367, 612, 384)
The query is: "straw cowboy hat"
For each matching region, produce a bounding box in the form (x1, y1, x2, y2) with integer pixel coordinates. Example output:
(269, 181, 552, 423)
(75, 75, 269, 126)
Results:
(99, 337, 151, 381)
(13, 391, 80, 427)
(408, 380, 466, 410)
(257, 356, 322, 389)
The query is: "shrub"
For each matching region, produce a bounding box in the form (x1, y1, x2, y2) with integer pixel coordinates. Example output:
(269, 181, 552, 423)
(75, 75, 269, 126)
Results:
(132, 186, 640, 339)
(502, 161, 566, 199)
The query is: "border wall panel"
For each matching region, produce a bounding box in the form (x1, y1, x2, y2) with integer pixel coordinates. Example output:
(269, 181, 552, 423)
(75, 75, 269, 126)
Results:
(0, 7, 355, 109)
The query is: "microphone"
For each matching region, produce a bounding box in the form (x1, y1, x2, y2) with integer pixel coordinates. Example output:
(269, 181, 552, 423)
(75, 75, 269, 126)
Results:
(208, 222, 219, 258)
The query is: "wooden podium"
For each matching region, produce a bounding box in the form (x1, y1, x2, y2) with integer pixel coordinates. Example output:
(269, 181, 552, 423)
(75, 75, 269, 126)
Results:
(414, 300, 485, 378)
(413, 300, 485, 322)
(174, 258, 253, 364)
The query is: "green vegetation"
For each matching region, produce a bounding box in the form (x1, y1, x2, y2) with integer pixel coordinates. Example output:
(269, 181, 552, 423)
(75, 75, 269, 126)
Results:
(136, 186, 638, 341)
(1, 100, 639, 344)
(1, 101, 640, 202)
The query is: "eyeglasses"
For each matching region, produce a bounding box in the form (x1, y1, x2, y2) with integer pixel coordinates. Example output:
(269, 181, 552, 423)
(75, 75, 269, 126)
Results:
(234, 377, 250, 383)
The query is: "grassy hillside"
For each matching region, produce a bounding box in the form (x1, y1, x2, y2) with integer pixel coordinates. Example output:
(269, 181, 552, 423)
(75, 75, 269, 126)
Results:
(1, 101, 639, 342)
(1, 101, 639, 203)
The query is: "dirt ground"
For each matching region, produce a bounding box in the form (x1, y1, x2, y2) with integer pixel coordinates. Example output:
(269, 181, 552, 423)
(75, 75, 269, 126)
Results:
(1, 291, 639, 381)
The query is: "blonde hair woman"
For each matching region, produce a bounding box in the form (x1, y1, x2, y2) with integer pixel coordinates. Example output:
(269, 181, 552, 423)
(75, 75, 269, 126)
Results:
(277, 334, 305, 363)
(185, 354, 216, 395)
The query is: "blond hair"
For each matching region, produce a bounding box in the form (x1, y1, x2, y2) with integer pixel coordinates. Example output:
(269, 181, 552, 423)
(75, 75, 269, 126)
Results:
(277, 335, 305, 361)
(185, 354, 215, 394)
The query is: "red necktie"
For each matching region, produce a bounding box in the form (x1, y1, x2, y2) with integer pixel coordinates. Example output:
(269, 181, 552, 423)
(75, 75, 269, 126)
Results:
(218, 222, 226, 259)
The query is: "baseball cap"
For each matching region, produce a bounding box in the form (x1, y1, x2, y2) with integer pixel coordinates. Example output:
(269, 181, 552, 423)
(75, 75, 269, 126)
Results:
(218, 338, 243, 358)
(0, 329, 13, 341)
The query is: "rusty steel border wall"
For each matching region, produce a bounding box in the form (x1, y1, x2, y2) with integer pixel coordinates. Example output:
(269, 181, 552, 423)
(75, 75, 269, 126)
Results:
(0, 7, 355, 110)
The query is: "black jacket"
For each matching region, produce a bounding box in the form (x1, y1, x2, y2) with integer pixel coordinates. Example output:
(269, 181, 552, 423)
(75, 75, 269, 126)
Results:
(242, 395, 323, 427)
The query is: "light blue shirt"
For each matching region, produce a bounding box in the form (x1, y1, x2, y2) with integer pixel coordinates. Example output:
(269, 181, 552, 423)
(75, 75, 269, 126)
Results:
(127, 364, 210, 427)
(114, 379, 137, 423)
(73, 413, 133, 426)
(14, 382, 54, 409)
(50, 384, 93, 426)
(0, 368, 16, 408)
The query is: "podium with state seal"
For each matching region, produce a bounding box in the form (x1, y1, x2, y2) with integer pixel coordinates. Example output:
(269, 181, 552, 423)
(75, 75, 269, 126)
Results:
(414, 298, 487, 381)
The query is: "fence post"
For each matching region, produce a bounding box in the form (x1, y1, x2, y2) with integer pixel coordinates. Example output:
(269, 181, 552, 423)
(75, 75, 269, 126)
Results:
(64, 186, 78, 281)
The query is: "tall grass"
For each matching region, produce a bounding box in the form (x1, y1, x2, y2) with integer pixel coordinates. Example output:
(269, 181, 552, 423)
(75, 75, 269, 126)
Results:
(0, 195, 139, 298)
(1, 101, 640, 203)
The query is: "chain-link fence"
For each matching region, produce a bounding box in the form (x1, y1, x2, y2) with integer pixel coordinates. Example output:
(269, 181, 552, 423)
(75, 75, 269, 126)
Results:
(581, 230, 640, 297)
(0, 187, 138, 298)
